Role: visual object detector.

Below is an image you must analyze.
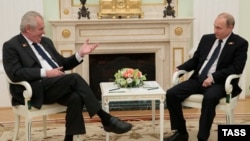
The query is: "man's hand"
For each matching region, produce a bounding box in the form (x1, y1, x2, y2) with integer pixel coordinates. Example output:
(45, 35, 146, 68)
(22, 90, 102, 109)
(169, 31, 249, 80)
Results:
(202, 76, 214, 87)
(46, 67, 65, 78)
(78, 38, 99, 57)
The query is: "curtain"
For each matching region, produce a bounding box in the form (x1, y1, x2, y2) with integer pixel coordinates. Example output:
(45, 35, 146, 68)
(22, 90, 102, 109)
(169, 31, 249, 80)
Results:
(0, 0, 43, 60)
(193, 0, 239, 49)
(0, 0, 43, 107)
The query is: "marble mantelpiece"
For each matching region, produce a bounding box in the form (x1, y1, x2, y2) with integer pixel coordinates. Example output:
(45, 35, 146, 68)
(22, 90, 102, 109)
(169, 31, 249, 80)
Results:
(49, 18, 193, 90)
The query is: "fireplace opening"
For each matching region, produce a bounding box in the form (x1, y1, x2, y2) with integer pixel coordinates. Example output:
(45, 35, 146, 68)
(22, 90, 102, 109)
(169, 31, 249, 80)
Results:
(89, 53, 156, 110)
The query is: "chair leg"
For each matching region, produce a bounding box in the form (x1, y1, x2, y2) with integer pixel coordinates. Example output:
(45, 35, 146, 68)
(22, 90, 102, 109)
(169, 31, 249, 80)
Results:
(230, 110, 234, 124)
(12, 114, 20, 141)
(151, 100, 156, 129)
(226, 114, 230, 124)
(25, 118, 32, 141)
(43, 115, 47, 137)
(226, 110, 234, 124)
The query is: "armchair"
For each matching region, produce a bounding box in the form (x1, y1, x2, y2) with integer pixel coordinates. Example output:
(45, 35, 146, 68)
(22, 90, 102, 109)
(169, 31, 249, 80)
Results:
(5, 75, 67, 141)
(172, 70, 241, 124)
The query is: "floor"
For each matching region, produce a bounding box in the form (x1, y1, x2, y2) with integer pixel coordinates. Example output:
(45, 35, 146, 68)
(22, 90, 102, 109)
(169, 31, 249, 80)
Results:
(0, 97, 250, 126)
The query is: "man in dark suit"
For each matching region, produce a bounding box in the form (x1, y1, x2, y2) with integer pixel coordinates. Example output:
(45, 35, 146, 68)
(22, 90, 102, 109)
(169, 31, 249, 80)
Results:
(164, 12, 248, 141)
(2, 11, 132, 141)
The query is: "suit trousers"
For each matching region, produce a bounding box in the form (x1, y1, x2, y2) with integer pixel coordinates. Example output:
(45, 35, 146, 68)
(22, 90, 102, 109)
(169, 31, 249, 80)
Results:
(41, 73, 101, 135)
(166, 78, 226, 140)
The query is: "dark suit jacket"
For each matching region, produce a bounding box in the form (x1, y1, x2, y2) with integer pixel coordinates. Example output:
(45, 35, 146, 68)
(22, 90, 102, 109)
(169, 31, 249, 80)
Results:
(2, 34, 82, 109)
(177, 33, 248, 97)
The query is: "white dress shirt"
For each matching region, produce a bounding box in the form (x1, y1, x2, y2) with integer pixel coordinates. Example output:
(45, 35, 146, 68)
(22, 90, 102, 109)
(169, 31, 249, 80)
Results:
(199, 35, 230, 81)
(23, 34, 83, 77)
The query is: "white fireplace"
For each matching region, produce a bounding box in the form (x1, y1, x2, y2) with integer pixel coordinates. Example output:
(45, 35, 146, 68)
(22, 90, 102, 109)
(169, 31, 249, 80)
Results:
(49, 18, 193, 90)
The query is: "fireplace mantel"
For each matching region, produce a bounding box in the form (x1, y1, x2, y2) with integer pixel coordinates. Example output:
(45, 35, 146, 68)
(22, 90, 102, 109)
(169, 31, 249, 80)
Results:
(49, 18, 193, 90)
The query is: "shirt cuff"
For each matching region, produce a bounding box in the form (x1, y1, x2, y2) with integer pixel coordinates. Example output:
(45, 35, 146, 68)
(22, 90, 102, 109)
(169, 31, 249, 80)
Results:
(41, 68, 46, 77)
(76, 52, 84, 62)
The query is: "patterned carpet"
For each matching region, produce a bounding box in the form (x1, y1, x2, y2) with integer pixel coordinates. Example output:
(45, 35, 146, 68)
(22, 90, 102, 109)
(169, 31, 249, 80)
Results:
(1, 115, 250, 141)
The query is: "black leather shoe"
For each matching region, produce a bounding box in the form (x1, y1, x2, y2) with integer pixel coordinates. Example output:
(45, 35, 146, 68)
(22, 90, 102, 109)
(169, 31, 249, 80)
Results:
(103, 116, 132, 134)
(164, 131, 188, 141)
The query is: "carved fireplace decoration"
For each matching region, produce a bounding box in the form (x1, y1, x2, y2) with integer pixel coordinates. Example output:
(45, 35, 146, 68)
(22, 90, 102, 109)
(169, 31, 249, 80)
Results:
(174, 27, 183, 36)
(63, 9, 69, 15)
(62, 29, 71, 38)
(97, 0, 144, 19)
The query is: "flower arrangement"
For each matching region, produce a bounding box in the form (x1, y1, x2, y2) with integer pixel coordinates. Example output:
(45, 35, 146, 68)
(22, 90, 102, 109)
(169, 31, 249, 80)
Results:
(114, 68, 147, 88)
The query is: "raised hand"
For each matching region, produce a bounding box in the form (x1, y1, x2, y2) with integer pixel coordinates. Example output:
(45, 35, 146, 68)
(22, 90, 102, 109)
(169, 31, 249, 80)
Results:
(78, 38, 99, 57)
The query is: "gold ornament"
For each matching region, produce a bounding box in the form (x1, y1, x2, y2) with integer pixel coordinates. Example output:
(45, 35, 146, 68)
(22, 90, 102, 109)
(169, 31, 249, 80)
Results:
(174, 27, 183, 36)
(62, 29, 71, 38)
(97, 0, 143, 19)
(63, 9, 69, 15)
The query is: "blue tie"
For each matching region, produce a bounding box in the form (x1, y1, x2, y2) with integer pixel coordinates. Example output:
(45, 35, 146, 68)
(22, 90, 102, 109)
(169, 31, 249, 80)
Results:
(199, 40, 223, 82)
(33, 43, 58, 68)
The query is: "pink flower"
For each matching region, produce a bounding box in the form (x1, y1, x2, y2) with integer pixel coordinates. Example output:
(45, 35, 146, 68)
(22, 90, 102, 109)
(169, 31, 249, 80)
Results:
(136, 71, 142, 78)
(123, 68, 134, 78)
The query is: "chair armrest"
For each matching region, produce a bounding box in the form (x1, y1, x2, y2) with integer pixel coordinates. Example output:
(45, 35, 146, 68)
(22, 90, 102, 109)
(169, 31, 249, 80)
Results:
(5, 75, 33, 109)
(172, 71, 241, 103)
(225, 74, 241, 103)
(172, 70, 187, 85)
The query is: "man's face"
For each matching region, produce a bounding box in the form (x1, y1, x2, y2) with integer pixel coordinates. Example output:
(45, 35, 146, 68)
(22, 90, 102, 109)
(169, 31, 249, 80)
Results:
(213, 17, 233, 40)
(26, 16, 45, 43)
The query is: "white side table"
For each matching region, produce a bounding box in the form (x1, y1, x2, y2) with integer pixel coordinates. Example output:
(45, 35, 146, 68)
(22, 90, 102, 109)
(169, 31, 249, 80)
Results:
(100, 81, 166, 141)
